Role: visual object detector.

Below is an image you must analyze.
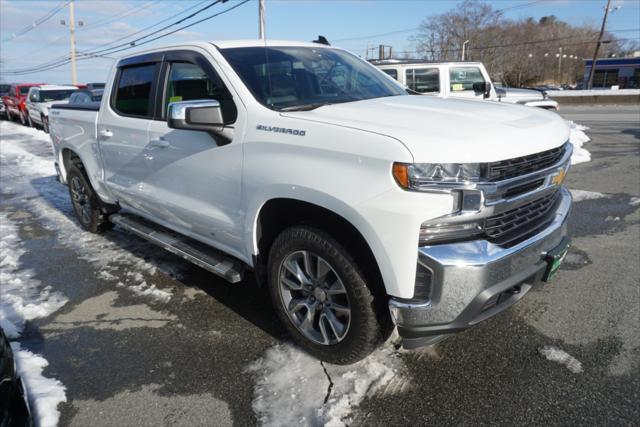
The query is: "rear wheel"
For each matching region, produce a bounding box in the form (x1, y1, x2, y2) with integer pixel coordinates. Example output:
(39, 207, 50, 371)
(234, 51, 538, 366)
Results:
(268, 226, 388, 364)
(42, 116, 50, 133)
(27, 115, 34, 128)
(67, 165, 114, 233)
(19, 111, 27, 126)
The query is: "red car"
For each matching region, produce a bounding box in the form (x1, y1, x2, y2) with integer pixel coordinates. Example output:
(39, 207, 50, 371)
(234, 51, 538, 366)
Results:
(2, 83, 43, 126)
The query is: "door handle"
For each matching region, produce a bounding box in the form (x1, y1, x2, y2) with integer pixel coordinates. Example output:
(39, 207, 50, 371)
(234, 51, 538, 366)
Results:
(98, 129, 113, 139)
(149, 138, 169, 148)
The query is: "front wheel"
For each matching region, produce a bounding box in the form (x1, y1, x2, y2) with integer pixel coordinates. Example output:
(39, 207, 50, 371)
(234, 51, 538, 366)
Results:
(67, 165, 114, 233)
(42, 116, 49, 133)
(19, 111, 27, 126)
(268, 226, 389, 364)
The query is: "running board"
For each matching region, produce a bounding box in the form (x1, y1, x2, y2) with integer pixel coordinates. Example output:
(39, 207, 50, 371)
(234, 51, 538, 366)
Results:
(110, 214, 244, 283)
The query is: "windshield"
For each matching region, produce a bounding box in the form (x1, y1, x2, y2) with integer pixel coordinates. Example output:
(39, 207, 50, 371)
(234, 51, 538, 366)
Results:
(19, 86, 32, 95)
(0, 84, 9, 94)
(220, 46, 406, 111)
(39, 89, 76, 102)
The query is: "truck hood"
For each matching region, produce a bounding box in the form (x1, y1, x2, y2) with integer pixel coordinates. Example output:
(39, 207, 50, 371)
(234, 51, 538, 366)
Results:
(282, 95, 569, 163)
(498, 87, 546, 101)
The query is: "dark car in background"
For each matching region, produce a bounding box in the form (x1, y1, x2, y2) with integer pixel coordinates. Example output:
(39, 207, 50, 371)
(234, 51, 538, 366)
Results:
(0, 328, 33, 427)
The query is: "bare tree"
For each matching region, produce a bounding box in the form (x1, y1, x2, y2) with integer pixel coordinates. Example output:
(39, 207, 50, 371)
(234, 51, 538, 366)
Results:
(408, 1, 630, 86)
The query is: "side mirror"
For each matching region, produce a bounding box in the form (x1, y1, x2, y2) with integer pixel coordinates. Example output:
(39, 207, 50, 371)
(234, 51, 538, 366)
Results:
(167, 100, 224, 132)
(472, 81, 491, 99)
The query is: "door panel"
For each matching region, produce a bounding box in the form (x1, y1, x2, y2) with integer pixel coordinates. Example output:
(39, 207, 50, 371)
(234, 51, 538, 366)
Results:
(145, 122, 243, 254)
(143, 57, 244, 255)
(98, 62, 158, 217)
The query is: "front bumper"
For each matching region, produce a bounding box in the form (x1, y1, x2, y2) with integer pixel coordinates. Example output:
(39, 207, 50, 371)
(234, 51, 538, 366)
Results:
(389, 186, 571, 349)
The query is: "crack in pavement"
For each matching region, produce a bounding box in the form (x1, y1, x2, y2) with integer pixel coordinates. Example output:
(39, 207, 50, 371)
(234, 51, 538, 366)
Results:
(320, 361, 334, 404)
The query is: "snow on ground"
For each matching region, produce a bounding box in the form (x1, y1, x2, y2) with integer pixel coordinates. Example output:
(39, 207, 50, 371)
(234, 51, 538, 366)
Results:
(0, 121, 181, 300)
(10, 342, 67, 427)
(568, 121, 591, 165)
(539, 346, 583, 374)
(0, 212, 68, 338)
(570, 189, 608, 202)
(630, 197, 640, 207)
(0, 210, 68, 426)
(247, 343, 407, 426)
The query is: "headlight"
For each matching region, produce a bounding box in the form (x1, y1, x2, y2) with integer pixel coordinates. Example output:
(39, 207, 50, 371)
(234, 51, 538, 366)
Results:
(393, 162, 483, 190)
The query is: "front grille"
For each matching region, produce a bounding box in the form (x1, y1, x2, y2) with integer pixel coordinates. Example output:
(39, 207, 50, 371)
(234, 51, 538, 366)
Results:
(487, 144, 567, 182)
(484, 190, 560, 246)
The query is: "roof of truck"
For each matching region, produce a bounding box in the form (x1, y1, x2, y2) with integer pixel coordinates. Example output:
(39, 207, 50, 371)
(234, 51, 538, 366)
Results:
(370, 59, 483, 67)
(213, 39, 331, 49)
(35, 85, 78, 91)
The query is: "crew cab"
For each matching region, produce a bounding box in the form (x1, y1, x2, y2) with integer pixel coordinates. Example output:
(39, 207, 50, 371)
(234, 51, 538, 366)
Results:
(49, 40, 572, 364)
(25, 85, 77, 133)
(3, 83, 43, 125)
(373, 60, 559, 110)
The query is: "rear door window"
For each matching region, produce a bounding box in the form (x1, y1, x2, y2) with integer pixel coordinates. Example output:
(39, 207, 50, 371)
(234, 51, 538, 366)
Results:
(449, 66, 484, 91)
(113, 63, 157, 117)
(405, 68, 439, 93)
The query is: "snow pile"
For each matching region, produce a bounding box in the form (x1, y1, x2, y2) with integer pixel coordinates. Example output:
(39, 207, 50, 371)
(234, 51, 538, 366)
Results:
(539, 345, 583, 373)
(116, 279, 172, 303)
(247, 343, 406, 426)
(10, 342, 67, 427)
(0, 213, 68, 338)
(568, 121, 591, 165)
(570, 189, 608, 202)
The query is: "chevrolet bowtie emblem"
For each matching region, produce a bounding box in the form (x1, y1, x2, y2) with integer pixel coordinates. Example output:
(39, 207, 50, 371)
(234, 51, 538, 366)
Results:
(551, 169, 566, 186)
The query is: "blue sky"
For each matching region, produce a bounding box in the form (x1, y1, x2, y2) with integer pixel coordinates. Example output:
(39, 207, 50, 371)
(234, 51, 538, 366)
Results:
(1, 0, 639, 83)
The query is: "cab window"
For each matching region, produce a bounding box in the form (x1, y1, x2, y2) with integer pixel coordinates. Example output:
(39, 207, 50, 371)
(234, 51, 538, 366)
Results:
(164, 61, 236, 123)
(113, 63, 157, 117)
(449, 66, 485, 92)
(406, 68, 439, 93)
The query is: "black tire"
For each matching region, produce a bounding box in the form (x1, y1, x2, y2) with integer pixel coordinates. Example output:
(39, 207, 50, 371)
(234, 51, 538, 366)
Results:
(268, 226, 388, 364)
(19, 111, 27, 126)
(42, 116, 49, 133)
(27, 115, 34, 128)
(67, 165, 114, 233)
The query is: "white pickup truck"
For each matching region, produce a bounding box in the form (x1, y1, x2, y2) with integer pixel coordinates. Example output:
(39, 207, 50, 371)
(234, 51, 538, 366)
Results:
(49, 40, 572, 364)
(373, 60, 560, 110)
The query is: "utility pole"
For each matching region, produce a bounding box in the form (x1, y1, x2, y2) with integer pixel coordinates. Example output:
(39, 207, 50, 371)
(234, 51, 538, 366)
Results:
(587, 0, 612, 89)
(557, 47, 563, 84)
(259, 0, 265, 40)
(461, 40, 470, 61)
(68, 0, 78, 85)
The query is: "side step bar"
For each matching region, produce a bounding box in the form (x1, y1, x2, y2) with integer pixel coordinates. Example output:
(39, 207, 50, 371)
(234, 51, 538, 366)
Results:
(110, 213, 244, 283)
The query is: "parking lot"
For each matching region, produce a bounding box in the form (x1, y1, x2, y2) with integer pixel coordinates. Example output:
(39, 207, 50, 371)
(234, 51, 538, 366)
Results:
(1, 105, 638, 426)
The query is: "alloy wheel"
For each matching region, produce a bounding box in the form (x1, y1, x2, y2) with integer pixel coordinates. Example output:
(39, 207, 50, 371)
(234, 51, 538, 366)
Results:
(70, 176, 92, 225)
(278, 250, 351, 345)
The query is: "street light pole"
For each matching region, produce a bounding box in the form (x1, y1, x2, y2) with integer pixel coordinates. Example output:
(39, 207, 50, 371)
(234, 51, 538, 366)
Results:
(69, 0, 77, 85)
(258, 0, 265, 40)
(587, 0, 612, 89)
(461, 40, 470, 61)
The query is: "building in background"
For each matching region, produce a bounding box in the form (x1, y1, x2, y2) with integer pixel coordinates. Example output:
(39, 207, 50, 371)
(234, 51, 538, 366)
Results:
(582, 54, 640, 89)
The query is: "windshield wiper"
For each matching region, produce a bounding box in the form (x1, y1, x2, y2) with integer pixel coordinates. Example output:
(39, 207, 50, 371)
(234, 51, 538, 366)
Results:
(279, 103, 332, 112)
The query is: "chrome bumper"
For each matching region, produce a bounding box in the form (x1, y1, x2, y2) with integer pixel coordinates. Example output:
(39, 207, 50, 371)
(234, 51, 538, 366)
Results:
(390, 186, 572, 349)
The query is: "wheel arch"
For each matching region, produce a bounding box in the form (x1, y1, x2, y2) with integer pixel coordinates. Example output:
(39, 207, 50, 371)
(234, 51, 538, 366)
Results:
(251, 196, 390, 303)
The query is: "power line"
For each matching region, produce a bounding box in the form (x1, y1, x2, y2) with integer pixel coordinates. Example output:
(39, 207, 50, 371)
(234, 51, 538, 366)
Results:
(79, 1, 157, 31)
(1, 1, 70, 42)
(1, 0, 251, 76)
(1, 0, 222, 74)
(76, 0, 211, 52)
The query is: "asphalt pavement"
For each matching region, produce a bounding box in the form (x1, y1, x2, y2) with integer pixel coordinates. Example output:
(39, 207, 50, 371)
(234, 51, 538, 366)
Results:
(0, 105, 638, 426)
